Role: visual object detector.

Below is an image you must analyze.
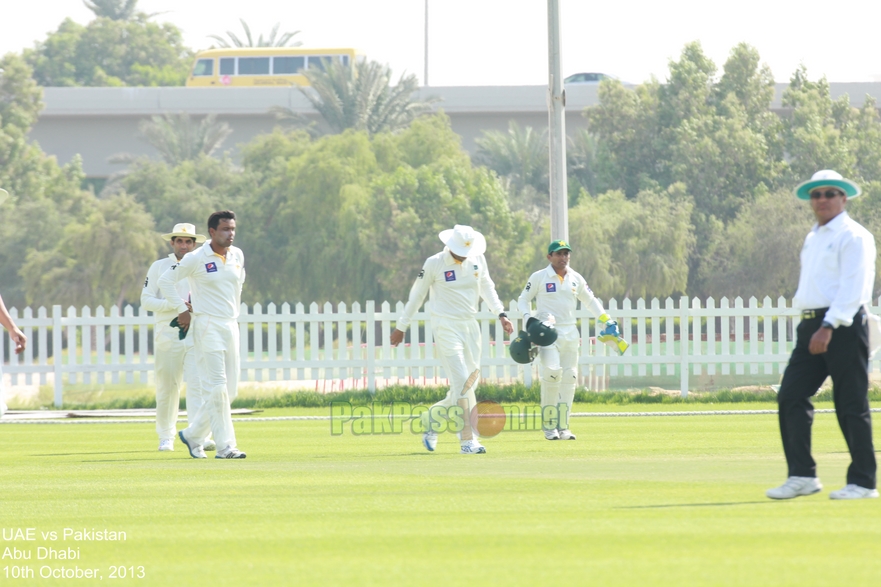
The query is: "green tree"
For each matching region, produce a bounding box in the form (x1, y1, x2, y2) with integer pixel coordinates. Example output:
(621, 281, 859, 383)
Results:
(136, 113, 232, 165)
(565, 186, 693, 300)
(25, 15, 191, 86)
(234, 114, 530, 304)
(83, 0, 138, 20)
(21, 194, 162, 308)
(296, 58, 436, 136)
(475, 121, 548, 194)
(208, 19, 301, 48)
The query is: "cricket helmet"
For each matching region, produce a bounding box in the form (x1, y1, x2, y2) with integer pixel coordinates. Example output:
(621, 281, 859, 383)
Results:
(527, 312, 558, 347)
(509, 331, 538, 364)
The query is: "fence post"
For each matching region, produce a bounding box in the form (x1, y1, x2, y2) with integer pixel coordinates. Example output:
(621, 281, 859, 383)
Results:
(53, 305, 63, 408)
(679, 296, 689, 398)
(366, 300, 376, 393)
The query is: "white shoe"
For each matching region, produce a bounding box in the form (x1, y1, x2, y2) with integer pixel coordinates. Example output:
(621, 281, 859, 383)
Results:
(215, 447, 247, 459)
(422, 431, 437, 452)
(544, 428, 560, 440)
(766, 476, 822, 500)
(178, 430, 206, 459)
(460, 440, 486, 454)
(558, 429, 576, 440)
(202, 439, 216, 451)
(829, 484, 879, 500)
(158, 439, 174, 452)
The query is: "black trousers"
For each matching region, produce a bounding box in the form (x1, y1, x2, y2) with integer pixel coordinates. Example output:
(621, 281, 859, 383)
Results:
(778, 308, 876, 488)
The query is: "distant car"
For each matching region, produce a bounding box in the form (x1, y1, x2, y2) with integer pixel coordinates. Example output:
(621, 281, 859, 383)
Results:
(563, 72, 617, 84)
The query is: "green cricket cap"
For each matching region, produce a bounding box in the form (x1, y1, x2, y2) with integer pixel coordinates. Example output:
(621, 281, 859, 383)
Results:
(548, 240, 572, 254)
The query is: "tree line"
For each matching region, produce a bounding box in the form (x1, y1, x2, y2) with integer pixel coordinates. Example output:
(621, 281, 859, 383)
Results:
(4, 3, 881, 309)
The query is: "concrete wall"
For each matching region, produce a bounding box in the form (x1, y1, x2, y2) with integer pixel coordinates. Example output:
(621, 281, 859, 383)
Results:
(28, 83, 881, 178)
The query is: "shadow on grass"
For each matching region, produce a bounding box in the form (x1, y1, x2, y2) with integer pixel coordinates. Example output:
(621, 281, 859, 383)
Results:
(33, 451, 153, 457)
(615, 500, 773, 509)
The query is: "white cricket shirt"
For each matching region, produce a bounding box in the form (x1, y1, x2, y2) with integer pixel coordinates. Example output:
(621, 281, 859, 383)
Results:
(141, 254, 191, 324)
(792, 211, 876, 328)
(396, 249, 506, 330)
(158, 242, 246, 321)
(517, 265, 605, 326)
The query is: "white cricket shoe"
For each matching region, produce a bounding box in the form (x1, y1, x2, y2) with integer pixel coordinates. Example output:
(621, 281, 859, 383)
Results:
(460, 440, 486, 454)
(202, 439, 216, 451)
(558, 429, 577, 440)
(158, 439, 174, 452)
(422, 431, 437, 452)
(215, 447, 247, 459)
(178, 430, 206, 459)
(544, 428, 560, 440)
(766, 476, 822, 500)
(829, 484, 879, 500)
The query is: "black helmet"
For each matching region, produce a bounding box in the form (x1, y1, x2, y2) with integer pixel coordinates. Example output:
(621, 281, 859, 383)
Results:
(509, 331, 538, 364)
(527, 313, 558, 347)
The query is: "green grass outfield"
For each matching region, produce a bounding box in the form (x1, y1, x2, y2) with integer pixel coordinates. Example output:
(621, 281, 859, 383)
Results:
(3, 404, 880, 586)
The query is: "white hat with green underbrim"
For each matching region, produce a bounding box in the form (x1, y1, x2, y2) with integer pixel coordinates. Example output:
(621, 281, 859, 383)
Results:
(794, 170, 861, 200)
(0, 188, 8, 205)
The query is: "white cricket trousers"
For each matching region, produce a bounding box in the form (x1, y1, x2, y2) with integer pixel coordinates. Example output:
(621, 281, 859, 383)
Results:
(427, 319, 481, 442)
(153, 321, 204, 441)
(538, 325, 580, 430)
(182, 316, 239, 451)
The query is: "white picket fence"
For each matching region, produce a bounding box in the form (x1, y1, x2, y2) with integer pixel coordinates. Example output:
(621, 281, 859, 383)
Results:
(3, 297, 880, 407)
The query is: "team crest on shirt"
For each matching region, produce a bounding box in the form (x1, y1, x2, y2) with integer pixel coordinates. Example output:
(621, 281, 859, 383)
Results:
(205, 262, 218, 273)
(444, 270, 456, 282)
(546, 283, 556, 292)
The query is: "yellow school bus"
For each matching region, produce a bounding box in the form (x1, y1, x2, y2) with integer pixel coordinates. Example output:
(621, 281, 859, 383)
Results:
(185, 47, 362, 87)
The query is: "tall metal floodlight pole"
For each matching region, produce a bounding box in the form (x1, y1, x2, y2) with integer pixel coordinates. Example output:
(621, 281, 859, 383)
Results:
(547, 0, 568, 241)
(424, 0, 429, 86)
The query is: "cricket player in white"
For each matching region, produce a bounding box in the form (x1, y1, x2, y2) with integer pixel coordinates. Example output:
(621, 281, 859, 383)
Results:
(141, 223, 213, 452)
(518, 240, 614, 440)
(0, 292, 27, 418)
(391, 225, 514, 454)
(159, 211, 247, 459)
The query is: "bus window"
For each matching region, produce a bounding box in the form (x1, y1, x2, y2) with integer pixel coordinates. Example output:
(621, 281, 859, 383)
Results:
(340, 55, 349, 66)
(307, 56, 330, 71)
(220, 58, 235, 75)
(273, 56, 305, 74)
(192, 59, 214, 76)
(239, 57, 270, 75)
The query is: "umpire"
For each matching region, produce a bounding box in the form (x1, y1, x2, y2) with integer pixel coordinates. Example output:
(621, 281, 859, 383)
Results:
(767, 170, 878, 500)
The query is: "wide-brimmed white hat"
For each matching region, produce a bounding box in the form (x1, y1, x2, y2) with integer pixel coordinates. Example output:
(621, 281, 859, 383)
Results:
(162, 223, 206, 243)
(794, 170, 861, 200)
(438, 225, 486, 257)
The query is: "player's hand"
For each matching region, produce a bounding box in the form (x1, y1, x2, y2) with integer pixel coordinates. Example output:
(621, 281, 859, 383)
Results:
(176, 310, 191, 331)
(11, 328, 26, 354)
(185, 302, 193, 313)
(389, 329, 405, 347)
(809, 326, 832, 355)
(500, 316, 514, 335)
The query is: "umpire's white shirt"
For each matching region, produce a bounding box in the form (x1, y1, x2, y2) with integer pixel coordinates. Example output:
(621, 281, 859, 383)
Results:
(396, 248, 506, 330)
(792, 211, 876, 328)
(517, 265, 605, 328)
(158, 242, 245, 320)
(141, 254, 191, 325)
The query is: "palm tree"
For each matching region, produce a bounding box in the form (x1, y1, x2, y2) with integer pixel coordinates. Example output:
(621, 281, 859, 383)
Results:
(83, 0, 139, 20)
(209, 19, 301, 48)
(475, 121, 548, 194)
(294, 58, 435, 136)
(103, 113, 231, 195)
(136, 113, 232, 166)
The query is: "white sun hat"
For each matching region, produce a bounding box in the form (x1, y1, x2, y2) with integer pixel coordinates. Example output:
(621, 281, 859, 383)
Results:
(438, 224, 487, 257)
(794, 169, 861, 200)
(162, 222, 206, 243)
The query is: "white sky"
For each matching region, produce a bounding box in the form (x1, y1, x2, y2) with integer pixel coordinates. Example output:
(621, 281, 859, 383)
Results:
(3, 0, 881, 86)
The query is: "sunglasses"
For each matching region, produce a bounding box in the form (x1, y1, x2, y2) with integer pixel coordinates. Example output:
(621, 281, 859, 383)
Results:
(810, 189, 844, 199)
